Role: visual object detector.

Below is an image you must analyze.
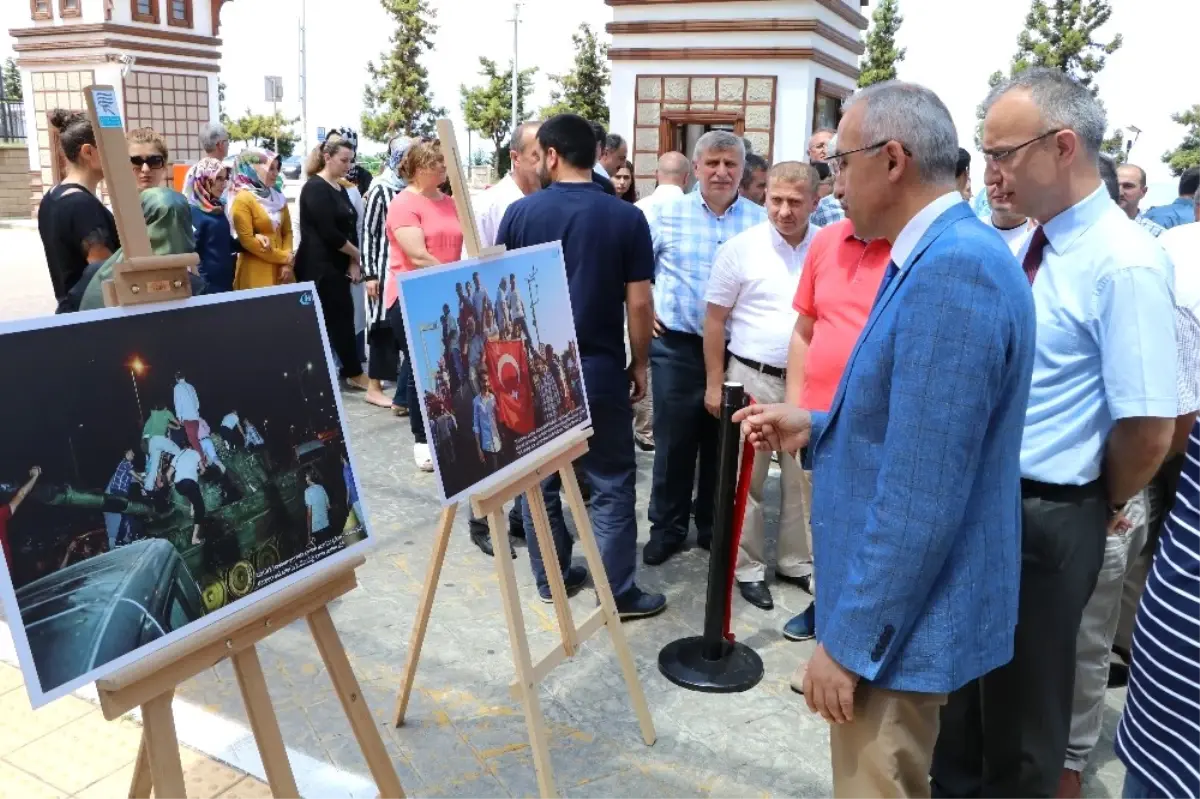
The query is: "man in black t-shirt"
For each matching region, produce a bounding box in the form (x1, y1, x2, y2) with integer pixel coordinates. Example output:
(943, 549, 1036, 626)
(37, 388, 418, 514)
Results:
(496, 113, 665, 620)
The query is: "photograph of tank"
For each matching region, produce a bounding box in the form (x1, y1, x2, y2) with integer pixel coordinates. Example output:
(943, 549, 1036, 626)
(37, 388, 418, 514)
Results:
(0, 284, 371, 707)
(397, 242, 590, 505)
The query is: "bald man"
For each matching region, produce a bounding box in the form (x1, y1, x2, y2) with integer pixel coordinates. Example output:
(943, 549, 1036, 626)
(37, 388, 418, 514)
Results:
(635, 151, 691, 216)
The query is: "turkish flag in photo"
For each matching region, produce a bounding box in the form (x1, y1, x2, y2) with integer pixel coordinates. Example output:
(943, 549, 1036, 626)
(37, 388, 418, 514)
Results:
(485, 339, 536, 435)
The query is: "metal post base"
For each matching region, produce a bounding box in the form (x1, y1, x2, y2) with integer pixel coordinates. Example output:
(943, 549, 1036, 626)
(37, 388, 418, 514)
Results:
(657, 636, 765, 694)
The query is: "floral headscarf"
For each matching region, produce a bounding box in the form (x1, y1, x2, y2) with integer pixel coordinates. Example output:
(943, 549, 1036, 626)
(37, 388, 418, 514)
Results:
(182, 157, 228, 213)
(230, 148, 288, 228)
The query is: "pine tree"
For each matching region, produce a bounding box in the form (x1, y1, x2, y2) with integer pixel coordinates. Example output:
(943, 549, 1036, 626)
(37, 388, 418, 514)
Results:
(1162, 105, 1200, 176)
(1100, 129, 1126, 165)
(975, 0, 1122, 147)
(361, 0, 446, 142)
(461, 58, 537, 178)
(857, 0, 905, 88)
(2, 58, 22, 102)
(539, 23, 610, 125)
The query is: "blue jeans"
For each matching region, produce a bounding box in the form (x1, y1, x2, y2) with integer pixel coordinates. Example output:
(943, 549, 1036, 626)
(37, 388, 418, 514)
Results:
(1123, 769, 1168, 799)
(647, 331, 719, 546)
(523, 356, 638, 599)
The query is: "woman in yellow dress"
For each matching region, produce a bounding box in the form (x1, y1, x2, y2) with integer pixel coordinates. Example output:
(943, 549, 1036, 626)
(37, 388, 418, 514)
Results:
(229, 149, 294, 289)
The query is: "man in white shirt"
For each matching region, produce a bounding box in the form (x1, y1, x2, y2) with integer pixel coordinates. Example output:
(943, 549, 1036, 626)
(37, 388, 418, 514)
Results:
(596, 132, 627, 179)
(982, 183, 1031, 252)
(172, 372, 204, 463)
(304, 469, 331, 547)
(635, 152, 690, 216)
(168, 444, 205, 545)
(476, 122, 542, 248)
(702, 161, 821, 611)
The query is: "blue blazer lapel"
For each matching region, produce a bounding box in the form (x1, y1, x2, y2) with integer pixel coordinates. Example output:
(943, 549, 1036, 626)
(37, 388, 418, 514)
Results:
(815, 203, 974, 445)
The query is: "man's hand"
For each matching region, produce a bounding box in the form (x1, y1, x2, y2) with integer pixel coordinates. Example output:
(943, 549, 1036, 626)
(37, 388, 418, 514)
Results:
(653, 314, 665, 338)
(704, 384, 722, 419)
(29, 466, 41, 479)
(477, 447, 485, 463)
(732, 402, 812, 454)
(801, 644, 860, 724)
(628, 361, 648, 404)
(366, 279, 380, 300)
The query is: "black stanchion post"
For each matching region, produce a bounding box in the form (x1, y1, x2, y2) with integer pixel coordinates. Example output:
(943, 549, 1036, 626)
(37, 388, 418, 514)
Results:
(658, 382, 765, 693)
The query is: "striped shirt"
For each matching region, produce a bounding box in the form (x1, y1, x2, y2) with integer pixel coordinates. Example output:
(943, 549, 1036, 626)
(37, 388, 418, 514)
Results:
(1114, 420, 1200, 798)
(645, 191, 765, 335)
(360, 176, 404, 327)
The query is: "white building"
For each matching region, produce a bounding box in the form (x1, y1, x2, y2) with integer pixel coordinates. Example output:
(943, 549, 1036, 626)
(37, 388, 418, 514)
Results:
(7, 0, 230, 213)
(606, 0, 866, 197)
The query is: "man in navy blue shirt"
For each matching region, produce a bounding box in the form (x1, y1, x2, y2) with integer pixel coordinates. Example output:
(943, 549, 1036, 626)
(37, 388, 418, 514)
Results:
(497, 113, 665, 619)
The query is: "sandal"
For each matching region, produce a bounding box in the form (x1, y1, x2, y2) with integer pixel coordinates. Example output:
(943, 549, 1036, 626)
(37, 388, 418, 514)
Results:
(392, 405, 409, 417)
(364, 393, 392, 408)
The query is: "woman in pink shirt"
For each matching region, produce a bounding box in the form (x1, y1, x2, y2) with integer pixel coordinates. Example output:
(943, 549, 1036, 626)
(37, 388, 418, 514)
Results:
(385, 139, 464, 471)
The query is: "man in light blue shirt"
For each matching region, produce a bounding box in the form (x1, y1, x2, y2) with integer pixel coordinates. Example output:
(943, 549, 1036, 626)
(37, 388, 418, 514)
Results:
(472, 373, 503, 472)
(1143, 166, 1198, 230)
(934, 67, 1178, 799)
(642, 130, 765, 565)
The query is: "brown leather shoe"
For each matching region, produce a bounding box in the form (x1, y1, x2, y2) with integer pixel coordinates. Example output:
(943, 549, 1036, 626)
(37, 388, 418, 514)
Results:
(1056, 768, 1082, 799)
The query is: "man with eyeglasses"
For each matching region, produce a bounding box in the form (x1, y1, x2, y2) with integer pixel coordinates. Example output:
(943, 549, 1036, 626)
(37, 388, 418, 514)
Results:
(931, 67, 1178, 799)
(806, 128, 846, 227)
(735, 80, 1035, 797)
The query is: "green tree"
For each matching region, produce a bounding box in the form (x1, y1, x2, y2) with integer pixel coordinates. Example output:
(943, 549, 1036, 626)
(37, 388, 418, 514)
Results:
(857, 0, 905, 88)
(2, 58, 22, 101)
(226, 109, 299, 157)
(1100, 128, 1126, 164)
(217, 79, 227, 122)
(1162, 105, 1200, 176)
(461, 58, 536, 178)
(539, 23, 610, 124)
(361, 0, 446, 141)
(974, 0, 1122, 147)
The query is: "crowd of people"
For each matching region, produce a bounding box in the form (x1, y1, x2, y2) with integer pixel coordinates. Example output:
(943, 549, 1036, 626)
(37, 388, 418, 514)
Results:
(24, 67, 1200, 799)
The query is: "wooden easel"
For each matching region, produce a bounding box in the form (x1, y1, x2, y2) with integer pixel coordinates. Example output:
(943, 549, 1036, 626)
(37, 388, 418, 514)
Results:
(82, 85, 404, 799)
(390, 121, 655, 798)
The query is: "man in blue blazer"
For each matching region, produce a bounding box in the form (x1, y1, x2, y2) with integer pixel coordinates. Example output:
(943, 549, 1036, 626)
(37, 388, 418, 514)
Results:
(736, 81, 1036, 797)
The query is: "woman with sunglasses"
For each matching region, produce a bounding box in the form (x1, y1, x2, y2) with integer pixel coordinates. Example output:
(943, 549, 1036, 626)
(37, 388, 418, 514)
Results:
(38, 109, 120, 313)
(127, 127, 169, 193)
(230, 149, 294, 290)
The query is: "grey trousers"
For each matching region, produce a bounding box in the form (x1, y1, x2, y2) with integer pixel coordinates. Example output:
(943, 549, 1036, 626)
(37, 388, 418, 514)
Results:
(1064, 489, 1148, 771)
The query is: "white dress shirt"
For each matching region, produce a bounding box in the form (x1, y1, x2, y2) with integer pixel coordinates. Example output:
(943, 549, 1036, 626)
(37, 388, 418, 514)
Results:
(171, 448, 202, 484)
(594, 163, 609, 179)
(474, 174, 526, 248)
(635, 184, 684, 217)
(704, 221, 820, 368)
(173, 380, 200, 421)
(891, 191, 966, 270)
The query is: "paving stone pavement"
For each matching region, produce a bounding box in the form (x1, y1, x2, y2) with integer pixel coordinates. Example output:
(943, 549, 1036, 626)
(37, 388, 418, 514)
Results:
(0, 227, 1128, 797)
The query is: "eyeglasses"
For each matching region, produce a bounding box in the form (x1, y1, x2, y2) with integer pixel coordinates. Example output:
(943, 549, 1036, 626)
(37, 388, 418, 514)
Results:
(130, 154, 166, 169)
(981, 129, 1062, 165)
(826, 140, 913, 174)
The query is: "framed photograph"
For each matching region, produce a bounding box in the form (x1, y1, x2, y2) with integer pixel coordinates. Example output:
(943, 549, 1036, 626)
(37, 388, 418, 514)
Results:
(397, 242, 591, 505)
(0, 284, 372, 708)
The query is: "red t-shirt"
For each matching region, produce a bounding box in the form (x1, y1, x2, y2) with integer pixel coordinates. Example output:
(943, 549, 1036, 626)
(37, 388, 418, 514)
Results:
(384, 190, 464, 309)
(0, 503, 12, 570)
(793, 219, 893, 412)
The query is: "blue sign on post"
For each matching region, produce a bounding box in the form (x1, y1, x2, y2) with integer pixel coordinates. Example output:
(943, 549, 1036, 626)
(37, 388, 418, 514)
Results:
(316, 127, 326, 143)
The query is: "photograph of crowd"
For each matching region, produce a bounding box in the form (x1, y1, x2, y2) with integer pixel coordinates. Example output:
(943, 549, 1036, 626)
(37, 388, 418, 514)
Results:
(398, 242, 590, 504)
(0, 285, 371, 707)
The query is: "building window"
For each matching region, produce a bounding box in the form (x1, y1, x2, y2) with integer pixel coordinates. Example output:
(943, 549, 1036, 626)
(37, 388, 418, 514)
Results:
(167, 0, 192, 27)
(59, 0, 82, 17)
(131, 0, 159, 23)
(812, 79, 853, 136)
(30, 0, 52, 20)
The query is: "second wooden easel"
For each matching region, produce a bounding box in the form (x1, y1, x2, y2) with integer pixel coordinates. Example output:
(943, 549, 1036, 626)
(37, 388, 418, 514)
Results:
(389, 120, 655, 799)
(82, 84, 404, 799)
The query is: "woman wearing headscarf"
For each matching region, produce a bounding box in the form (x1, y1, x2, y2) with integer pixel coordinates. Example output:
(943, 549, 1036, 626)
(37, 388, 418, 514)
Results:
(75, 188, 206, 312)
(359, 135, 412, 410)
(184, 158, 237, 292)
(230, 149, 294, 290)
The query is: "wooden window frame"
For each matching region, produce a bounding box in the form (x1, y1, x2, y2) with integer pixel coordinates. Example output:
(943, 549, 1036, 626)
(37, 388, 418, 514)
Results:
(30, 0, 52, 20)
(657, 110, 746, 159)
(58, 0, 82, 17)
(131, 0, 159, 24)
(167, 0, 193, 28)
(811, 78, 853, 137)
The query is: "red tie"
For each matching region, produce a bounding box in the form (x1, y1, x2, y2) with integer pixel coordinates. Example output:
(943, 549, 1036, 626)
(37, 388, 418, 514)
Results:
(1022, 226, 1049, 286)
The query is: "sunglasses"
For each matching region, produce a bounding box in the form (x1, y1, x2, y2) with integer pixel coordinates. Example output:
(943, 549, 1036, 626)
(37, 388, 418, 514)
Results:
(130, 155, 166, 169)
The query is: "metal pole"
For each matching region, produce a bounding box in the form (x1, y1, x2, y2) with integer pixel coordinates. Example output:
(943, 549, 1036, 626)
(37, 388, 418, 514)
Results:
(299, 0, 308, 156)
(701, 382, 746, 659)
(511, 2, 520, 135)
(130, 369, 143, 424)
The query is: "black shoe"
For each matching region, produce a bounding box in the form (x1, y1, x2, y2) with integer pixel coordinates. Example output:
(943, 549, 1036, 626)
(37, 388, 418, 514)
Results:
(469, 528, 515, 559)
(508, 522, 526, 540)
(738, 580, 773, 610)
(538, 565, 588, 603)
(776, 572, 813, 595)
(614, 585, 668, 620)
(643, 538, 683, 566)
(634, 437, 655, 452)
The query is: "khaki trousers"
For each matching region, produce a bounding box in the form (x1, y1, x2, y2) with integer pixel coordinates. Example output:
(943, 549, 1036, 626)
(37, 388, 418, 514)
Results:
(727, 358, 812, 583)
(830, 684, 946, 798)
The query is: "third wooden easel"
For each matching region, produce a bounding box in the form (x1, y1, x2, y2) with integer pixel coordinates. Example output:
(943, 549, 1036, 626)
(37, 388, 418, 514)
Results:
(390, 120, 656, 798)
(83, 84, 404, 799)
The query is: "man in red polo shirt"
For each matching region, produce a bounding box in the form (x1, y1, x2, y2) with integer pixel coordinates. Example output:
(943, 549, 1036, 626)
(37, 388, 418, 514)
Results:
(779, 154, 892, 659)
(0, 466, 43, 571)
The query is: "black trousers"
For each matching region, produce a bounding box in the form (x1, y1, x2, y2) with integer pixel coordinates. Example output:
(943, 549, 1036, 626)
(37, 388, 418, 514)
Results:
(316, 274, 363, 380)
(386, 301, 425, 444)
(367, 324, 398, 382)
(931, 480, 1107, 798)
